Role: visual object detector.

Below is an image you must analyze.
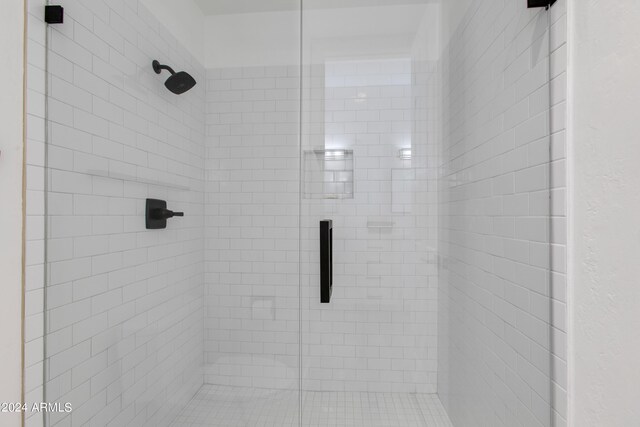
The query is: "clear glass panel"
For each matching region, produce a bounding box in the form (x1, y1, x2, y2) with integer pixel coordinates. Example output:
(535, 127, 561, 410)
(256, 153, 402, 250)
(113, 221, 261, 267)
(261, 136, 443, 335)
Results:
(40, 0, 559, 425)
(43, 1, 300, 426)
(300, 1, 556, 426)
(299, 1, 447, 425)
(196, 2, 302, 425)
(437, 2, 557, 427)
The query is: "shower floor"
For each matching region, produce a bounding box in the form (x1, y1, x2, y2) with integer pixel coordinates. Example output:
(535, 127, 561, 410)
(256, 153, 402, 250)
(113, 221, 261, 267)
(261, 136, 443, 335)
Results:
(170, 385, 453, 427)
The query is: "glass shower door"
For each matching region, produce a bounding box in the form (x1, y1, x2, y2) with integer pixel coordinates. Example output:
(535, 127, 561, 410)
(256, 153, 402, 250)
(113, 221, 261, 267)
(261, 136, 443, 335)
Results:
(437, 2, 560, 426)
(299, 1, 559, 426)
(299, 1, 446, 425)
(38, 0, 561, 425)
(41, 1, 302, 426)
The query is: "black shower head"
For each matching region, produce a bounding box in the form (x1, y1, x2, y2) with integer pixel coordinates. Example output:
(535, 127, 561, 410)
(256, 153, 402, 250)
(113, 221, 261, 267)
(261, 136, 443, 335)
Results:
(164, 71, 196, 95)
(152, 60, 196, 95)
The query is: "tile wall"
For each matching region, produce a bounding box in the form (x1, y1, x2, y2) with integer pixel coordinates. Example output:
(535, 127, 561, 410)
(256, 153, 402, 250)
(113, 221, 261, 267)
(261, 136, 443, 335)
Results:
(204, 65, 301, 390)
(22, 0, 569, 425)
(204, 57, 440, 394)
(437, 0, 567, 425)
(25, 0, 206, 425)
(300, 58, 440, 393)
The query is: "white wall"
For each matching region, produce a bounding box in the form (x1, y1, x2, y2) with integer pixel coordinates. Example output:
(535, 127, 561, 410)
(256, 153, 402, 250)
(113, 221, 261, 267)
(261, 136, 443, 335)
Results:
(139, 0, 205, 64)
(300, 57, 439, 393)
(36, 1, 206, 425)
(439, 0, 472, 49)
(0, 1, 25, 426)
(437, 0, 568, 425)
(203, 3, 441, 394)
(204, 5, 438, 69)
(204, 10, 299, 69)
(204, 64, 301, 391)
(569, 1, 640, 425)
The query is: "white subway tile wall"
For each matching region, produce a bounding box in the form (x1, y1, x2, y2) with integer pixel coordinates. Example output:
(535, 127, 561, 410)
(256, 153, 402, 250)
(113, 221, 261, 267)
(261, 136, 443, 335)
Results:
(437, 0, 567, 426)
(300, 58, 439, 393)
(204, 65, 301, 390)
(22, 1, 569, 426)
(28, 0, 207, 425)
(204, 58, 439, 394)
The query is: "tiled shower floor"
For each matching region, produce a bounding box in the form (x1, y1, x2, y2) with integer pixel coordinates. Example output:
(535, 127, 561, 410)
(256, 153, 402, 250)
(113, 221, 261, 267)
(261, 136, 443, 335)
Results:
(170, 385, 453, 427)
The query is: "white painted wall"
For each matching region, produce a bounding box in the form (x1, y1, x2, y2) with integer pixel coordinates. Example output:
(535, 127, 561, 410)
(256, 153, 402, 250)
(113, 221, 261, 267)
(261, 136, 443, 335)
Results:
(0, 0, 24, 425)
(569, 1, 640, 425)
(204, 10, 299, 68)
(439, 0, 472, 48)
(139, 0, 205, 64)
(204, 5, 438, 69)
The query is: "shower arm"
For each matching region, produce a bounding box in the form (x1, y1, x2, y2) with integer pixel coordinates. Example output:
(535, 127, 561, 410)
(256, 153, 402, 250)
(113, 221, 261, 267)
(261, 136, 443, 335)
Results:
(152, 60, 176, 75)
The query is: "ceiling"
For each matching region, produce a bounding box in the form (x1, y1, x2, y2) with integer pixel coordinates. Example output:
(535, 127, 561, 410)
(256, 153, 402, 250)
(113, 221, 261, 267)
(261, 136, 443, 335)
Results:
(194, 0, 432, 16)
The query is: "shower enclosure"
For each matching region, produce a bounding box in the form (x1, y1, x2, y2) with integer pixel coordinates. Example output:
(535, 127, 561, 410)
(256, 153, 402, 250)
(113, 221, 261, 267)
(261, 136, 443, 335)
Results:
(34, 0, 565, 425)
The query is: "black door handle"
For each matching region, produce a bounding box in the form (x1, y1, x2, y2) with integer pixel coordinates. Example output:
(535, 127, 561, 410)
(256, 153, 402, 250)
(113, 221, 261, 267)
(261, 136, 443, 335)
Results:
(320, 220, 333, 303)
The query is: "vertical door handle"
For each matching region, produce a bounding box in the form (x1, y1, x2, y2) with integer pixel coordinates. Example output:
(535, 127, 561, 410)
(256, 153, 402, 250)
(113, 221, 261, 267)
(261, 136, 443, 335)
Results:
(320, 220, 333, 303)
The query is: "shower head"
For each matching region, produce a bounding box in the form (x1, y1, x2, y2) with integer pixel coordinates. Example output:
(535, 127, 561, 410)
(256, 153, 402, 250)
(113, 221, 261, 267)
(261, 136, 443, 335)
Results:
(152, 60, 196, 95)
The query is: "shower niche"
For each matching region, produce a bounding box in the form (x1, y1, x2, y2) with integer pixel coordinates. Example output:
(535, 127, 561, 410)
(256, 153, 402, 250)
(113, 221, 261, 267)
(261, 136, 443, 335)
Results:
(303, 149, 354, 199)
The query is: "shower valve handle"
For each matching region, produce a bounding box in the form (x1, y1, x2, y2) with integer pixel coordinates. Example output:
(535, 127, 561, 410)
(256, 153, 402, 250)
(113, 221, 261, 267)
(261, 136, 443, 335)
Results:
(145, 199, 183, 229)
(151, 208, 184, 220)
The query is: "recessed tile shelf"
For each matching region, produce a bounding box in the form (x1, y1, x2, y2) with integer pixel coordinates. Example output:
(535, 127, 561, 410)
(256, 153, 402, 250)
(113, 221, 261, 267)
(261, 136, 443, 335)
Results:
(83, 169, 191, 191)
(303, 149, 354, 199)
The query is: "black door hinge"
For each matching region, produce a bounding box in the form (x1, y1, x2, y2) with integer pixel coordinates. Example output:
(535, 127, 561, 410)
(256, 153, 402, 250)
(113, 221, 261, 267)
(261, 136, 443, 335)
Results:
(528, 0, 557, 9)
(45, 5, 64, 24)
